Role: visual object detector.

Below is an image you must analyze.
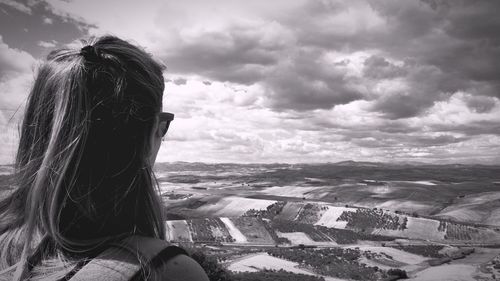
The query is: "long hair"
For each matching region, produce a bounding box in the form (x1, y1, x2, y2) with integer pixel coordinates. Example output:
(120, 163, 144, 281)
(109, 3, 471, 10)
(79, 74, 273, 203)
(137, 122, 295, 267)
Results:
(0, 36, 166, 280)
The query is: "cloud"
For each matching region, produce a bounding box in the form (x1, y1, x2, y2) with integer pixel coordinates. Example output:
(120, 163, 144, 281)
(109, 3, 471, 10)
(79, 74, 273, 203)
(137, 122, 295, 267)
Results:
(0, 0, 32, 14)
(152, 0, 500, 119)
(0, 35, 36, 77)
(42, 16, 53, 24)
(0, 0, 93, 57)
(463, 95, 497, 114)
(45, 0, 500, 115)
(0, 111, 19, 165)
(1, 0, 500, 164)
(0, 36, 36, 164)
(417, 92, 500, 136)
(159, 20, 290, 85)
(37, 39, 57, 48)
(172, 77, 187, 85)
(363, 55, 406, 79)
(158, 21, 369, 111)
(0, 36, 35, 113)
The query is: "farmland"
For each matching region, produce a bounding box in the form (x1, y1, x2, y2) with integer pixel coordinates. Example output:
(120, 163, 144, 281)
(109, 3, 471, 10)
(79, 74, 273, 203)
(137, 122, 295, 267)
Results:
(154, 162, 500, 280)
(187, 218, 235, 243)
(2, 162, 500, 280)
(266, 247, 384, 280)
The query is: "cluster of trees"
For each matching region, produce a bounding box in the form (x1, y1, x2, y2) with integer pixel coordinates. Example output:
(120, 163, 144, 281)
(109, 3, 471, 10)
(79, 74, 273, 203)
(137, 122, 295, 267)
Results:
(243, 201, 286, 219)
(295, 203, 323, 224)
(387, 269, 408, 280)
(338, 209, 408, 231)
(315, 224, 394, 244)
(185, 246, 327, 281)
(392, 245, 445, 258)
(271, 219, 394, 244)
(187, 218, 235, 243)
(438, 220, 447, 232)
(266, 248, 383, 280)
(427, 248, 474, 267)
(232, 269, 325, 281)
(444, 222, 478, 240)
(183, 242, 410, 281)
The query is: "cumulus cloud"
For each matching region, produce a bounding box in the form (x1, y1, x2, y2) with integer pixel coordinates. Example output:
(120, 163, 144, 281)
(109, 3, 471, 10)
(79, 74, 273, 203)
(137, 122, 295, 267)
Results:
(0, 37, 35, 164)
(1, 0, 499, 164)
(0, 0, 32, 14)
(159, 20, 290, 85)
(0, 41, 34, 164)
(0, 36, 35, 77)
(0, 36, 36, 109)
(152, 0, 500, 120)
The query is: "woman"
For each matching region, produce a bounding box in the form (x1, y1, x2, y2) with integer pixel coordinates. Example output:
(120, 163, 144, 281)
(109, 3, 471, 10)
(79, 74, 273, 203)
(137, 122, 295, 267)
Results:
(0, 36, 209, 280)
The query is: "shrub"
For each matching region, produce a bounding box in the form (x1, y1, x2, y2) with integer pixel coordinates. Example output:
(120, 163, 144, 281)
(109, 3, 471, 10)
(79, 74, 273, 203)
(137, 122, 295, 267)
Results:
(387, 268, 408, 279)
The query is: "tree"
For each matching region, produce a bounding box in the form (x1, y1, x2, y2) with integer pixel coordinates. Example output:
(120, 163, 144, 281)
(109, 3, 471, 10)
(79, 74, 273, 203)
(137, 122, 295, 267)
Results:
(182, 245, 232, 281)
(387, 268, 408, 279)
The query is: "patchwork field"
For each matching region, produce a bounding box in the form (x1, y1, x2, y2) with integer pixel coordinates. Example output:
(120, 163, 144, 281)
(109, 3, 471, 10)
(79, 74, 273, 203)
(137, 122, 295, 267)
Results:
(2, 162, 500, 280)
(220, 217, 247, 243)
(228, 252, 315, 275)
(165, 220, 192, 242)
(374, 217, 445, 241)
(315, 206, 356, 228)
(196, 196, 276, 217)
(436, 191, 500, 226)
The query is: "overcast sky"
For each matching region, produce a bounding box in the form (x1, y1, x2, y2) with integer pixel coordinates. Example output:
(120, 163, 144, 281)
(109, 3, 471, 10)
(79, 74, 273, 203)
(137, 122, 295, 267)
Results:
(1, 0, 500, 164)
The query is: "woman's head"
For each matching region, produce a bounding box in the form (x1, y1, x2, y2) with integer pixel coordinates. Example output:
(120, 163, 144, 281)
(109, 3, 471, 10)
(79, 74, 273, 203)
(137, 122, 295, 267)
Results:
(0, 35, 168, 270)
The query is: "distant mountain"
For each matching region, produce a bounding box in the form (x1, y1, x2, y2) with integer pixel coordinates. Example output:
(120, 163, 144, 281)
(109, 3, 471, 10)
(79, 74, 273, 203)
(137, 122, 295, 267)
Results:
(333, 160, 385, 167)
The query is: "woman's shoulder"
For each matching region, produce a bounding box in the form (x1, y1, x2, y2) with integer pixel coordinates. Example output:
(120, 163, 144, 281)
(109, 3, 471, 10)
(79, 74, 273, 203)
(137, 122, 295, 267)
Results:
(70, 235, 209, 281)
(118, 235, 209, 281)
(155, 254, 209, 281)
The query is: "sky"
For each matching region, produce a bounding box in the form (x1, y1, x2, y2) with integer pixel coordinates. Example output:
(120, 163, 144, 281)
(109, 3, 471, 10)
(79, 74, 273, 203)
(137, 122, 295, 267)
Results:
(0, 0, 500, 165)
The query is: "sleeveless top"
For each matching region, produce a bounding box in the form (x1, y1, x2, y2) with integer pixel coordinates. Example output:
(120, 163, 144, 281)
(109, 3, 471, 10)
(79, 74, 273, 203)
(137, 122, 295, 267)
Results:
(63, 235, 187, 281)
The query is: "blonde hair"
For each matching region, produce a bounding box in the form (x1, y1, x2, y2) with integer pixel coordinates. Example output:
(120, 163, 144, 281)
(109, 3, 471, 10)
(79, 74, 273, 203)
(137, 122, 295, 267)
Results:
(0, 36, 166, 280)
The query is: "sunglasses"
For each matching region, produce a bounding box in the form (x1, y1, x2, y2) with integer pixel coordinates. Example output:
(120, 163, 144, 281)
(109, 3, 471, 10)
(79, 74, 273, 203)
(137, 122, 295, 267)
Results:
(159, 112, 174, 138)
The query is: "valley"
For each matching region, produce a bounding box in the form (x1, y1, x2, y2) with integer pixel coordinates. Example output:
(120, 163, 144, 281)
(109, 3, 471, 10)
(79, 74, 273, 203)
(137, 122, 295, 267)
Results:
(156, 162, 500, 280)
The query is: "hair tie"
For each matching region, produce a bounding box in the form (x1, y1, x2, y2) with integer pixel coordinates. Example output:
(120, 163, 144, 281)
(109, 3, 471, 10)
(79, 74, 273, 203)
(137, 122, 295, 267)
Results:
(80, 45, 100, 61)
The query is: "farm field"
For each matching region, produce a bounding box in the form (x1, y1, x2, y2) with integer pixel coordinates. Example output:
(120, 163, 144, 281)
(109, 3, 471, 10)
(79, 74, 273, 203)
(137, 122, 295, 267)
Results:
(314, 206, 356, 228)
(228, 252, 316, 275)
(374, 217, 445, 241)
(230, 217, 275, 244)
(165, 220, 192, 242)
(411, 264, 478, 281)
(220, 217, 247, 243)
(154, 162, 500, 280)
(2, 162, 500, 280)
(196, 196, 277, 217)
(436, 191, 500, 226)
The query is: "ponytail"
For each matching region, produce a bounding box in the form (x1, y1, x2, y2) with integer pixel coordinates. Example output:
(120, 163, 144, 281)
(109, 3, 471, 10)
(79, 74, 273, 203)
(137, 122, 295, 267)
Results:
(0, 36, 166, 280)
